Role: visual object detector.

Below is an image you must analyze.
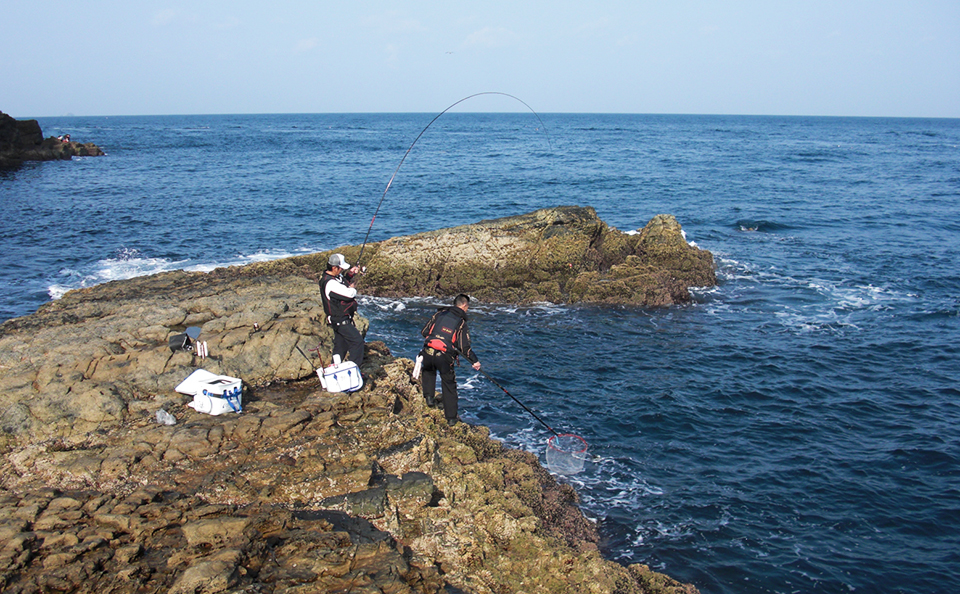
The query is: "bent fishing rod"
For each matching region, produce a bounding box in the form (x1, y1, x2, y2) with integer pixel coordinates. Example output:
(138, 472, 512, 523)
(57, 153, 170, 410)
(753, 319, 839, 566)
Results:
(355, 91, 550, 267)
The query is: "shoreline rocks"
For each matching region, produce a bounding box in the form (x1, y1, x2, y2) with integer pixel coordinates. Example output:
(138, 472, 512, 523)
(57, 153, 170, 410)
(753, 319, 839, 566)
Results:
(0, 356, 697, 593)
(0, 207, 714, 447)
(0, 208, 708, 593)
(0, 111, 105, 168)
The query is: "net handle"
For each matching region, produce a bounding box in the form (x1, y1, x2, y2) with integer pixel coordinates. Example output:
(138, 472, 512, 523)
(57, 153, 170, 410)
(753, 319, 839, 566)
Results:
(451, 346, 560, 437)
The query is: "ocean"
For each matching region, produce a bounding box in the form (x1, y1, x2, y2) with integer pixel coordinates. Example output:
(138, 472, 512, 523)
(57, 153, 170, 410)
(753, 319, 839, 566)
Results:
(2, 111, 959, 594)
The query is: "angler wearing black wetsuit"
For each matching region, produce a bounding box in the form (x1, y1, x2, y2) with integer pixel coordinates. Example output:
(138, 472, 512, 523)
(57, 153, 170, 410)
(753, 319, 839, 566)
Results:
(320, 253, 364, 369)
(419, 294, 481, 425)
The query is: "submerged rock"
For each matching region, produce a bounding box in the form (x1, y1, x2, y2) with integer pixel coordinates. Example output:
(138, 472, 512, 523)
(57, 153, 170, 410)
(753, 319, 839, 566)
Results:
(0, 207, 706, 593)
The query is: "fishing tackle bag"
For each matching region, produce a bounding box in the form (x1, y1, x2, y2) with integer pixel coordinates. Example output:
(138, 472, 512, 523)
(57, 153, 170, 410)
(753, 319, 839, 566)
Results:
(168, 332, 193, 352)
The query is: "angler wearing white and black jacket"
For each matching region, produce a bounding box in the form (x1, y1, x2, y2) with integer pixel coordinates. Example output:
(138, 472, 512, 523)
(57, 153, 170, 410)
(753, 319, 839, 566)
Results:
(320, 253, 364, 368)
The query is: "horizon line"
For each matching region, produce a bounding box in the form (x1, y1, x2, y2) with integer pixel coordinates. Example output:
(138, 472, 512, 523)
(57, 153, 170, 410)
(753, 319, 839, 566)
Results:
(19, 110, 960, 121)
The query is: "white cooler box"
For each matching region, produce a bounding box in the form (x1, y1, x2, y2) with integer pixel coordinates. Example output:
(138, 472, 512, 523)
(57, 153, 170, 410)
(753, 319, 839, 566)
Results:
(176, 369, 243, 415)
(320, 360, 363, 393)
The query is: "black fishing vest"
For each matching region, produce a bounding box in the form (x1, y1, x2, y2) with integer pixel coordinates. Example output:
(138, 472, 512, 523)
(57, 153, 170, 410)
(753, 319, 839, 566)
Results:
(320, 273, 357, 323)
(424, 309, 464, 353)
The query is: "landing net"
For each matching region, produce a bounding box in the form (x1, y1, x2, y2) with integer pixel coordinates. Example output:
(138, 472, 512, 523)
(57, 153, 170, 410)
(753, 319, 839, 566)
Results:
(545, 433, 589, 475)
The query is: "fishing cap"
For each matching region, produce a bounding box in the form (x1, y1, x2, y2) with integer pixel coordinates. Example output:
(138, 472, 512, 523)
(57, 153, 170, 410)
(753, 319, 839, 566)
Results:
(328, 253, 350, 269)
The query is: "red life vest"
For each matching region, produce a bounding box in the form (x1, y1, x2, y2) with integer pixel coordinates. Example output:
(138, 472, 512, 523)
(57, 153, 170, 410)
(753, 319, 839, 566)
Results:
(424, 309, 463, 354)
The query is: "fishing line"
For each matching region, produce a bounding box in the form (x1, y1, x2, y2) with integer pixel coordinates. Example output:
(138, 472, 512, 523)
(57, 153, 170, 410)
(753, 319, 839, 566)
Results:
(295, 345, 315, 369)
(356, 91, 550, 266)
(448, 344, 559, 436)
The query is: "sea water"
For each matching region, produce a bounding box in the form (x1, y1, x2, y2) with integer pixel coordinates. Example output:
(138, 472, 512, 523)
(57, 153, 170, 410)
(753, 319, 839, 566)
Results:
(1, 112, 958, 594)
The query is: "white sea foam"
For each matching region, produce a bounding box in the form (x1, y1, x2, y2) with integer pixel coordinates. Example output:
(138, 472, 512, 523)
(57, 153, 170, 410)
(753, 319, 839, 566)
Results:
(625, 226, 698, 247)
(47, 284, 76, 300)
(47, 247, 310, 301)
(459, 373, 483, 391)
(98, 252, 189, 281)
(184, 249, 304, 272)
(681, 229, 700, 248)
(362, 296, 409, 312)
(708, 246, 917, 334)
(49, 250, 188, 300)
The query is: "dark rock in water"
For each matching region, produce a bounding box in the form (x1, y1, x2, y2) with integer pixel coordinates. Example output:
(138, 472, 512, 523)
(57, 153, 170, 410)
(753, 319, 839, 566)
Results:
(0, 208, 704, 593)
(0, 110, 105, 168)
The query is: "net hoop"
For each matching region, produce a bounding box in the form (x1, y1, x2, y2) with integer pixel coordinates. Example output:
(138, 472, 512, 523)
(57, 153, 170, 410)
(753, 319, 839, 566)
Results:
(545, 433, 589, 475)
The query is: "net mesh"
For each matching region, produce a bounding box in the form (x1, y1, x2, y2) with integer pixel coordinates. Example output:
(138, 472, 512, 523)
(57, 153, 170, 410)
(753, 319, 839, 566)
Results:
(545, 433, 589, 475)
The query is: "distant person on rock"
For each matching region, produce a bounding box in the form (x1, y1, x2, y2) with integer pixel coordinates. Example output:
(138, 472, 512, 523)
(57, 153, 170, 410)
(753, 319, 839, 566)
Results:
(319, 253, 364, 369)
(418, 294, 481, 426)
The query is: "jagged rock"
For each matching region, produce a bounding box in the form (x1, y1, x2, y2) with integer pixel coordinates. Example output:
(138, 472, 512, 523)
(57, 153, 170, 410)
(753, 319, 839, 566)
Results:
(0, 110, 105, 168)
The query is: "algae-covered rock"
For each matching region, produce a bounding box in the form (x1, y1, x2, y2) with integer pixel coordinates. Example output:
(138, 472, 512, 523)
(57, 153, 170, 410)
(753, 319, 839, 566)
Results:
(309, 206, 715, 306)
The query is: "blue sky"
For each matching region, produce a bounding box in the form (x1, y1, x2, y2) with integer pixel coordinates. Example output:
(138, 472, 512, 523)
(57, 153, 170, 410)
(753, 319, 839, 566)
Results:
(2, 1, 958, 118)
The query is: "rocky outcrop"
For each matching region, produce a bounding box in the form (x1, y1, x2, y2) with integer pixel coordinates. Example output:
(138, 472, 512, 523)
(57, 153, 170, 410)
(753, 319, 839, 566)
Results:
(0, 208, 707, 593)
(258, 206, 716, 306)
(0, 208, 714, 447)
(0, 111, 105, 168)
(359, 206, 716, 305)
(0, 269, 354, 446)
